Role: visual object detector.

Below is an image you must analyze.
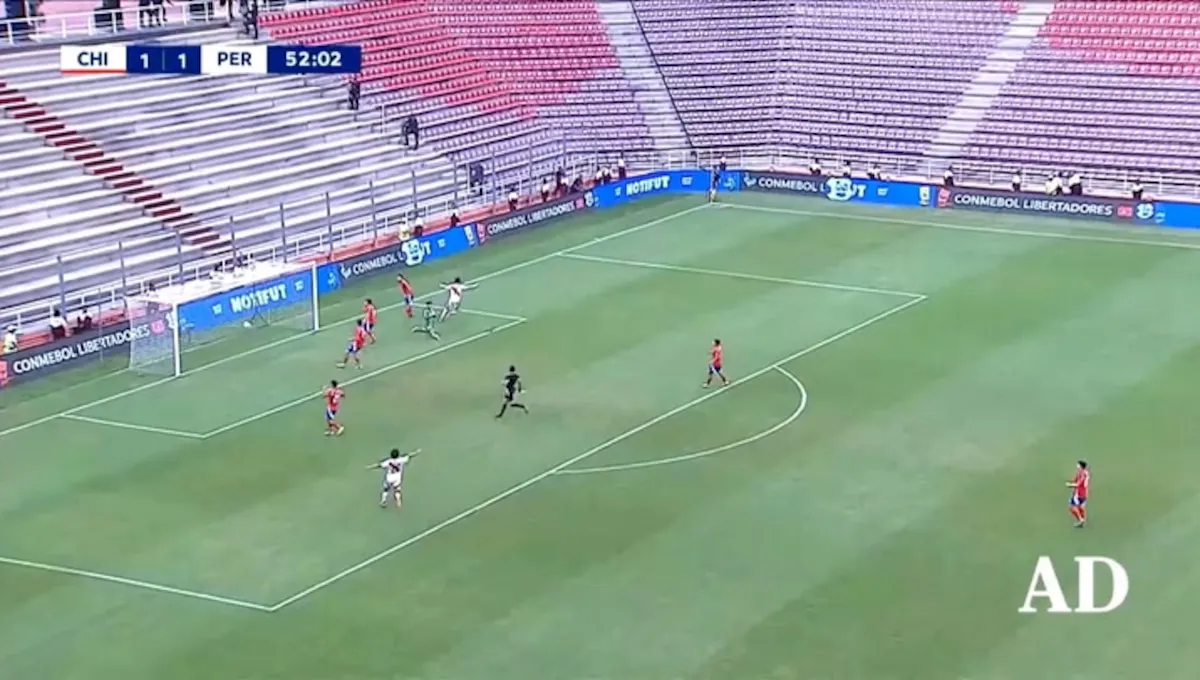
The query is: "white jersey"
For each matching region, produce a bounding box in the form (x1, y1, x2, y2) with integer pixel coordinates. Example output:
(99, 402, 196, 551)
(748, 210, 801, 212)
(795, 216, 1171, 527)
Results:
(379, 455, 410, 487)
(446, 283, 464, 302)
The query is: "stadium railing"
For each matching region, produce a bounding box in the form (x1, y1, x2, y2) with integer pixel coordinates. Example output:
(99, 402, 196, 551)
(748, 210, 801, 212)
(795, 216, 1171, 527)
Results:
(7, 142, 1200, 348)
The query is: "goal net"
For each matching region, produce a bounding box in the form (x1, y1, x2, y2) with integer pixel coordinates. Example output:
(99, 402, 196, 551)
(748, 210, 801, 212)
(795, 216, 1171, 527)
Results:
(125, 260, 320, 377)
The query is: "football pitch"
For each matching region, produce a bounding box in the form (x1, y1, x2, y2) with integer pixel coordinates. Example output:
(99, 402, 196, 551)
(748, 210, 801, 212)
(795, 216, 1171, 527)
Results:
(4, 192, 1200, 678)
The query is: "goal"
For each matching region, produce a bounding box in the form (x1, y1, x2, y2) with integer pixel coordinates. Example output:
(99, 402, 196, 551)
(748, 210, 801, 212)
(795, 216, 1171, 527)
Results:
(125, 261, 321, 377)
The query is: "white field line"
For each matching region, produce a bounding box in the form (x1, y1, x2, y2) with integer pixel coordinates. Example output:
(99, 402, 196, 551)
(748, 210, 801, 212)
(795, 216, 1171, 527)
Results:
(59, 414, 207, 440)
(0, 202, 710, 442)
(722, 201, 1200, 251)
(558, 252, 924, 299)
(557, 366, 807, 475)
(266, 295, 926, 612)
(200, 318, 526, 439)
(0, 555, 272, 612)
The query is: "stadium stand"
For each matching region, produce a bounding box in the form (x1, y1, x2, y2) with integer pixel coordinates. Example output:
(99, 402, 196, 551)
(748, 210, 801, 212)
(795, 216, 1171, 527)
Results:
(5, 0, 1200, 335)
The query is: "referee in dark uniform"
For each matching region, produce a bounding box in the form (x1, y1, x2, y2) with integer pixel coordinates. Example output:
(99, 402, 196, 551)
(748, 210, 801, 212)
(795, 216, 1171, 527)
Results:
(496, 365, 528, 418)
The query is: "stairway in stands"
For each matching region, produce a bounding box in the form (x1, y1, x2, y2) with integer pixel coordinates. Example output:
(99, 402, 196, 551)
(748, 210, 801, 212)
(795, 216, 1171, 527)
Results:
(0, 80, 227, 253)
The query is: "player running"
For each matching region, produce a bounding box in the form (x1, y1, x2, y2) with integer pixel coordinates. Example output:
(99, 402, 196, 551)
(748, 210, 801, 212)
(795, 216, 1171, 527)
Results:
(363, 298, 378, 343)
(1066, 460, 1090, 528)
(496, 365, 528, 418)
(398, 274, 415, 318)
(324, 380, 345, 436)
(368, 447, 421, 509)
(439, 276, 477, 323)
(412, 300, 441, 340)
(338, 320, 369, 369)
(703, 339, 729, 388)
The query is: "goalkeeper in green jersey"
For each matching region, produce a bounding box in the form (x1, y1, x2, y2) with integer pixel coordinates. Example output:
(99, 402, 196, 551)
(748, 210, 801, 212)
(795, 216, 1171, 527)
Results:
(412, 301, 441, 340)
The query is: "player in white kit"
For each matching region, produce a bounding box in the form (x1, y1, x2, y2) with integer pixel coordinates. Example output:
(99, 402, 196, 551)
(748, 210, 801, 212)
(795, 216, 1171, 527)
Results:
(439, 276, 476, 323)
(368, 448, 421, 509)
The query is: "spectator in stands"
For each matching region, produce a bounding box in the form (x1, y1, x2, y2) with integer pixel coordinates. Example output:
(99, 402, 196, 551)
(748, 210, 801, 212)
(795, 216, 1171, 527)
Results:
(570, 172, 583, 194)
(220, 0, 234, 21)
(242, 0, 259, 39)
(1011, 170, 1023, 192)
(48, 309, 67, 340)
(540, 177, 551, 202)
(840, 161, 852, 179)
(1132, 180, 1144, 201)
(469, 163, 484, 195)
(1044, 173, 1062, 196)
(1067, 172, 1083, 196)
(718, 155, 728, 173)
(867, 163, 881, 181)
(151, 0, 166, 26)
(74, 309, 94, 334)
(808, 159, 822, 175)
(404, 116, 420, 150)
(137, 0, 153, 28)
(413, 215, 424, 237)
(617, 156, 627, 180)
(449, 210, 460, 229)
(347, 76, 361, 112)
(508, 187, 519, 212)
(2, 326, 17, 354)
(555, 167, 566, 195)
(942, 167, 955, 188)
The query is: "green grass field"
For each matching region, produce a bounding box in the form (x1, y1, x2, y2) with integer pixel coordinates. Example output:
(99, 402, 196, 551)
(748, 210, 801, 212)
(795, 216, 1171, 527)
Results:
(4, 192, 1200, 679)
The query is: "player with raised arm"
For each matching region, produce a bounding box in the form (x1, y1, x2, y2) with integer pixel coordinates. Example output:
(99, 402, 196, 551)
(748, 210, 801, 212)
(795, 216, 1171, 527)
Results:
(439, 276, 477, 323)
(411, 300, 441, 340)
(1066, 460, 1090, 528)
(337, 320, 368, 369)
(703, 339, 729, 388)
(324, 380, 345, 436)
(496, 365, 528, 418)
(398, 274, 415, 318)
(363, 298, 378, 344)
(367, 447, 421, 509)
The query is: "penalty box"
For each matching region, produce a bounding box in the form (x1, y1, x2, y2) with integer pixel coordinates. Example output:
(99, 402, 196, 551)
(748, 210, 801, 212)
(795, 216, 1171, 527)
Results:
(55, 307, 527, 439)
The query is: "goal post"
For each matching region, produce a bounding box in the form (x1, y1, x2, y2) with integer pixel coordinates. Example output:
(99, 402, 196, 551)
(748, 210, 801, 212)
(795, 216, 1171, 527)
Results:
(125, 260, 321, 377)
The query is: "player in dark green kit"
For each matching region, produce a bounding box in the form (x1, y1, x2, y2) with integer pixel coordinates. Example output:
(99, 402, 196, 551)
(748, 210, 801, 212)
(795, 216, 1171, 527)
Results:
(412, 301, 440, 340)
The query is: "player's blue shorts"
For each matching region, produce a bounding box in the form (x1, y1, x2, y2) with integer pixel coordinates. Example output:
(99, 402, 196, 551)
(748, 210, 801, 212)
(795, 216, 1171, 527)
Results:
(346, 342, 359, 355)
(709, 363, 723, 375)
(1069, 494, 1087, 508)
(326, 408, 338, 421)
(404, 294, 413, 305)
(364, 322, 375, 333)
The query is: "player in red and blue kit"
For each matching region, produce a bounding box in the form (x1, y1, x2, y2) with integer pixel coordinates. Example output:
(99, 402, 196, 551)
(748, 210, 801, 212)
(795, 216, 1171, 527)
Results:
(338, 320, 368, 369)
(324, 380, 345, 436)
(398, 274, 415, 318)
(1066, 460, 1089, 528)
(363, 299, 378, 343)
(703, 339, 729, 388)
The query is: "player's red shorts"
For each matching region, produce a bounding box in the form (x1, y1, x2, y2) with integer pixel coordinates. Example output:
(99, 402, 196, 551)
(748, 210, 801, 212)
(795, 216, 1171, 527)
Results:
(1069, 494, 1087, 508)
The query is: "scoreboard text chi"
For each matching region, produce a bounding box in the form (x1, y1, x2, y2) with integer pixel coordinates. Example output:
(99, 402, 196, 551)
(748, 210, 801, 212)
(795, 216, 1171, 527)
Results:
(60, 44, 361, 76)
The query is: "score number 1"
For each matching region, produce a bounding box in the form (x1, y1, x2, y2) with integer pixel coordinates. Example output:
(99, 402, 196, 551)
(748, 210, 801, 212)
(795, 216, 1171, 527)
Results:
(127, 45, 201, 74)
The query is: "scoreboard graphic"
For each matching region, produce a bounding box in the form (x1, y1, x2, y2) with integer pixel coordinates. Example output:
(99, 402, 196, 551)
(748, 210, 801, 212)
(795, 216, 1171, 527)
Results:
(60, 44, 362, 76)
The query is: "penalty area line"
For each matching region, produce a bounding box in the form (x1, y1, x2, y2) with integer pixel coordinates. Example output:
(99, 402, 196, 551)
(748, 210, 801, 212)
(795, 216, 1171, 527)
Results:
(58, 414, 207, 440)
(556, 365, 808, 475)
(0, 555, 272, 612)
(265, 294, 925, 613)
(200, 317, 526, 439)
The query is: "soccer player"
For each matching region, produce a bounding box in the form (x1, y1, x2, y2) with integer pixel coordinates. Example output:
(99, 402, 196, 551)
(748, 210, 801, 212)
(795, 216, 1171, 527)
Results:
(398, 274, 415, 318)
(363, 298, 378, 343)
(412, 300, 441, 341)
(324, 380, 345, 436)
(495, 365, 528, 418)
(1066, 460, 1090, 528)
(439, 276, 476, 323)
(704, 338, 729, 388)
(367, 447, 421, 509)
(338, 320, 368, 369)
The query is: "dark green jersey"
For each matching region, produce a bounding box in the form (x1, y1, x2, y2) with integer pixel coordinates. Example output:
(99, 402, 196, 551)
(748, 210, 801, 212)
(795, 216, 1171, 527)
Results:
(423, 306, 438, 327)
